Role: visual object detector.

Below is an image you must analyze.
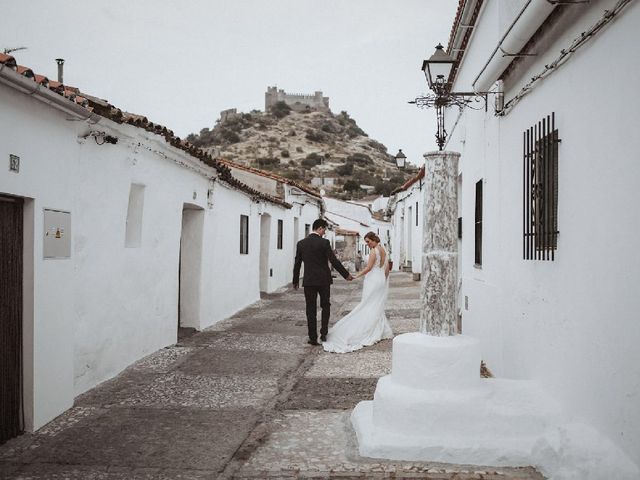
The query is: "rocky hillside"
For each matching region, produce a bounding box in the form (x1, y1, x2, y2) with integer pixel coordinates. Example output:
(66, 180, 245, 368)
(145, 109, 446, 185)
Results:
(186, 102, 415, 198)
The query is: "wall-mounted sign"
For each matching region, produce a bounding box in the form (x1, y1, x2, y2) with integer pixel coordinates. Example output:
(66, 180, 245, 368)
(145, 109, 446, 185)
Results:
(43, 209, 71, 259)
(9, 154, 19, 173)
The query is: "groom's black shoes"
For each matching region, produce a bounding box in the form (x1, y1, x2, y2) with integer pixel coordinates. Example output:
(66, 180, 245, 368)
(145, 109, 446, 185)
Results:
(307, 339, 320, 346)
(320, 335, 327, 342)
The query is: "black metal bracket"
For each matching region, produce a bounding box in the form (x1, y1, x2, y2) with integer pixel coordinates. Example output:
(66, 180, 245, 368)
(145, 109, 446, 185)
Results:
(499, 47, 537, 58)
(546, 0, 589, 4)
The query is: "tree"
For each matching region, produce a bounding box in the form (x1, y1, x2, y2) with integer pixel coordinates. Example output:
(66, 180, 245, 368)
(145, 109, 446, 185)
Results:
(343, 180, 361, 192)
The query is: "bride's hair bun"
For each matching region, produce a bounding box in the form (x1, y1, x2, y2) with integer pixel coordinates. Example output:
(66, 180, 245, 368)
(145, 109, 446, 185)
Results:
(364, 231, 381, 243)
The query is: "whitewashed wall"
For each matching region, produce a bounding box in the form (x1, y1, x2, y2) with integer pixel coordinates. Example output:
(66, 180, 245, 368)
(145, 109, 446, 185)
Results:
(389, 183, 423, 275)
(449, 0, 640, 467)
(0, 83, 77, 431)
(0, 77, 299, 432)
(71, 124, 215, 396)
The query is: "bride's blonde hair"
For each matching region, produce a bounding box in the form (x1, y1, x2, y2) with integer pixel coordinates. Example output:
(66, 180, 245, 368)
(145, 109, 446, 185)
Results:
(364, 231, 381, 243)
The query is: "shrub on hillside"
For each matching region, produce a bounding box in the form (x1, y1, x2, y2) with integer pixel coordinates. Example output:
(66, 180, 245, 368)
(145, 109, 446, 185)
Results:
(305, 129, 327, 143)
(335, 163, 354, 176)
(347, 153, 372, 166)
(281, 150, 290, 158)
(255, 157, 279, 169)
(270, 101, 292, 119)
(343, 180, 361, 192)
(221, 128, 240, 144)
(301, 155, 322, 167)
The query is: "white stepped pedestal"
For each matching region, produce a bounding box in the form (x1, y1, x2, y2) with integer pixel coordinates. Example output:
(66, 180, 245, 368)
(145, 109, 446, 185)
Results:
(351, 333, 639, 479)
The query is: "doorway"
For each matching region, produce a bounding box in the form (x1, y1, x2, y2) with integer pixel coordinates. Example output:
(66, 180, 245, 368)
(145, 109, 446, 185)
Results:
(0, 195, 23, 444)
(259, 214, 271, 292)
(407, 206, 413, 268)
(178, 204, 204, 334)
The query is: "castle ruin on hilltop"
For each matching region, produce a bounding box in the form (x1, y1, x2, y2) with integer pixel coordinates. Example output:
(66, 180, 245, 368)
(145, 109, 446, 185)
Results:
(265, 86, 329, 113)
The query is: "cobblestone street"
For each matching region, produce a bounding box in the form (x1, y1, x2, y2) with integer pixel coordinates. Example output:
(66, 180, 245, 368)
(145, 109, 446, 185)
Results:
(0, 273, 544, 479)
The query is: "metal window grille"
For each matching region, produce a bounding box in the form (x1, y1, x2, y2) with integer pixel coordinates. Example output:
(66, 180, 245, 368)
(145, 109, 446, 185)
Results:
(523, 113, 559, 261)
(305, 224, 310, 237)
(277, 219, 283, 249)
(240, 215, 249, 254)
(474, 180, 483, 265)
(415, 201, 419, 227)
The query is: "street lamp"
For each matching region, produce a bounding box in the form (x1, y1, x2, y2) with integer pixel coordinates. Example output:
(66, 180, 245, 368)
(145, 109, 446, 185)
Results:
(422, 44, 454, 94)
(410, 44, 488, 151)
(394, 149, 407, 169)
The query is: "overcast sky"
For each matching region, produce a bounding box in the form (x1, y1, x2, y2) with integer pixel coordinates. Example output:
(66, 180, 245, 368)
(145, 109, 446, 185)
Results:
(2, 0, 457, 168)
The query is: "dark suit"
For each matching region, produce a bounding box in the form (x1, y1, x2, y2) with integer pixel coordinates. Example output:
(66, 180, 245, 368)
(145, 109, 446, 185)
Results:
(293, 233, 350, 341)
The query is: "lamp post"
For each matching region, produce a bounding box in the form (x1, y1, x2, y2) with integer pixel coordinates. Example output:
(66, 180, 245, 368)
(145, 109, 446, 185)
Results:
(394, 149, 407, 169)
(410, 44, 487, 151)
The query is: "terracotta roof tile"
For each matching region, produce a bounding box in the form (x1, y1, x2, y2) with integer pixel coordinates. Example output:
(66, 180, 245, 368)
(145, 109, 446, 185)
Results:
(391, 166, 425, 195)
(0, 53, 291, 209)
(34, 74, 49, 87)
(218, 158, 322, 199)
(0, 53, 17, 68)
(16, 65, 35, 78)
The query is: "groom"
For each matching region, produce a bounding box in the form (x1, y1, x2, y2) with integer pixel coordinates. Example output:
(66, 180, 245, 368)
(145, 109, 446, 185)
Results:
(293, 219, 353, 345)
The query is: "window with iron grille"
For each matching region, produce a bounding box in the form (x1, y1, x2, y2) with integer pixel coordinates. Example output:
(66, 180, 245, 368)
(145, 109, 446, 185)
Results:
(277, 219, 283, 249)
(523, 113, 559, 261)
(305, 224, 310, 236)
(475, 180, 482, 266)
(240, 215, 249, 254)
(415, 201, 419, 227)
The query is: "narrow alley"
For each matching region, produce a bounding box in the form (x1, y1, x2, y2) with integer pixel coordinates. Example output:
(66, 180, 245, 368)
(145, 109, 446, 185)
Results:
(0, 273, 542, 479)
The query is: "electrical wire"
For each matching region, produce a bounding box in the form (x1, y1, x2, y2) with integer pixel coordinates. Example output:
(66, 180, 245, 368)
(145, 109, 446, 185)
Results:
(500, 0, 633, 115)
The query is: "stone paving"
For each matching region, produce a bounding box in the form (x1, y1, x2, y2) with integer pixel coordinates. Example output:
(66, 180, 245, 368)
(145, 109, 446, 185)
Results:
(0, 273, 544, 480)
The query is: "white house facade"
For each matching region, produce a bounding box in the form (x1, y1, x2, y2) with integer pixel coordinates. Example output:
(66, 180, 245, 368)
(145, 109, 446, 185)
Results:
(445, 0, 640, 473)
(217, 160, 323, 293)
(0, 53, 304, 442)
(388, 167, 424, 278)
(323, 196, 392, 258)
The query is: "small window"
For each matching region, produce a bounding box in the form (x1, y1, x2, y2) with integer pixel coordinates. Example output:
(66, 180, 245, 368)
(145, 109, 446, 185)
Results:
(475, 180, 482, 266)
(416, 201, 419, 227)
(305, 224, 310, 236)
(458, 217, 462, 240)
(125, 184, 145, 247)
(240, 215, 249, 254)
(277, 219, 283, 249)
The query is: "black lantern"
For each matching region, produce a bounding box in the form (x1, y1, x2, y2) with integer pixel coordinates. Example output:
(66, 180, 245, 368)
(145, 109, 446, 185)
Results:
(395, 149, 407, 169)
(411, 44, 488, 151)
(421, 44, 455, 92)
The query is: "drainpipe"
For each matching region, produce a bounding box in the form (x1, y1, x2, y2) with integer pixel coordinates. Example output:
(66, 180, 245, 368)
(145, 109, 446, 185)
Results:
(472, 0, 557, 92)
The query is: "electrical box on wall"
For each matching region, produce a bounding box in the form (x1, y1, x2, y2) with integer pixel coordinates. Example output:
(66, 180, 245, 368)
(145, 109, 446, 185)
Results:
(43, 209, 71, 259)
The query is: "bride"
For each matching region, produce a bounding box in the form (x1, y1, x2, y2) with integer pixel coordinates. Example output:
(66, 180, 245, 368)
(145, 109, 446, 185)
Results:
(322, 231, 393, 353)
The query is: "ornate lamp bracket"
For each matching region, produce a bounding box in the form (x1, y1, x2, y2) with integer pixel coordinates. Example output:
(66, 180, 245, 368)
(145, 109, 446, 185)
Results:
(409, 91, 488, 150)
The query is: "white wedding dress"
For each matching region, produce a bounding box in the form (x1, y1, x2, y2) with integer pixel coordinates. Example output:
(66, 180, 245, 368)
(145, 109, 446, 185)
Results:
(323, 246, 393, 353)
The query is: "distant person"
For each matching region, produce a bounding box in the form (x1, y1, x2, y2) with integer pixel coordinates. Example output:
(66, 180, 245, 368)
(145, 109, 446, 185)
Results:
(322, 231, 393, 353)
(293, 219, 353, 345)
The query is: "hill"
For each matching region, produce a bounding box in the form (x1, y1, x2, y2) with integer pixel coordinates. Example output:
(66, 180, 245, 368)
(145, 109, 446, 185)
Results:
(185, 102, 416, 199)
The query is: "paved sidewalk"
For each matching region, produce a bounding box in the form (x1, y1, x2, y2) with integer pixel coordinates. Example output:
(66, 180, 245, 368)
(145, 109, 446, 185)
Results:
(0, 273, 544, 479)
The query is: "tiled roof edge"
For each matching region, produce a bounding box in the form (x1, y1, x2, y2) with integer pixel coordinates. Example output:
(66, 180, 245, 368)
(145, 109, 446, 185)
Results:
(218, 158, 322, 199)
(0, 54, 290, 209)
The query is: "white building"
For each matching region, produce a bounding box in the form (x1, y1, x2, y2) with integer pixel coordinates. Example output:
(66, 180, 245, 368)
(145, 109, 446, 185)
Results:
(445, 0, 640, 473)
(323, 196, 392, 257)
(217, 159, 323, 293)
(387, 167, 424, 278)
(0, 52, 312, 442)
